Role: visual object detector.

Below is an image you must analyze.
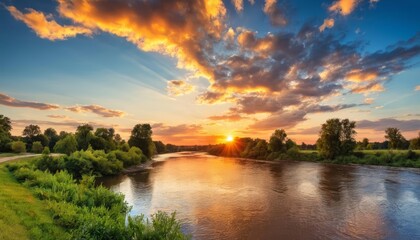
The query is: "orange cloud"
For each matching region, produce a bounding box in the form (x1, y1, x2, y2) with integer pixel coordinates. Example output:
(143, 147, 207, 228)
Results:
(0, 93, 59, 110)
(346, 69, 378, 82)
(329, 0, 359, 16)
(7, 6, 91, 40)
(232, 0, 244, 12)
(167, 80, 195, 96)
(319, 18, 335, 32)
(66, 105, 125, 118)
(415, 85, 420, 91)
(352, 83, 385, 93)
(55, 0, 226, 77)
(263, 0, 287, 26)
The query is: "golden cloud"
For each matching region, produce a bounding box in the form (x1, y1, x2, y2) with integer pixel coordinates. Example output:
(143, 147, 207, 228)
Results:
(352, 83, 385, 93)
(319, 18, 335, 32)
(7, 6, 91, 40)
(0, 92, 59, 110)
(329, 0, 359, 16)
(65, 105, 125, 118)
(345, 69, 378, 82)
(167, 80, 195, 96)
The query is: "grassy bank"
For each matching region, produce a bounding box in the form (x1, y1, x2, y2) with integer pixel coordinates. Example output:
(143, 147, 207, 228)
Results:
(0, 157, 68, 240)
(0, 154, 188, 240)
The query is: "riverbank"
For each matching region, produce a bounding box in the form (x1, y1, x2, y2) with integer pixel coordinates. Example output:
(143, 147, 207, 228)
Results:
(122, 159, 155, 173)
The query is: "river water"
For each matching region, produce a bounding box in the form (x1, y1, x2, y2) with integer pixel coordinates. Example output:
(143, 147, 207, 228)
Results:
(100, 152, 420, 239)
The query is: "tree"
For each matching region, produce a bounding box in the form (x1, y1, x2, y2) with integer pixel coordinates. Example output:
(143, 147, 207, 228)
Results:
(94, 128, 116, 151)
(128, 124, 155, 159)
(385, 128, 406, 149)
(268, 129, 287, 152)
(44, 128, 59, 150)
(409, 132, 420, 150)
(75, 124, 94, 150)
(11, 141, 26, 153)
(317, 118, 356, 159)
(154, 141, 167, 154)
(0, 115, 12, 152)
(361, 138, 369, 149)
(31, 141, 44, 153)
(54, 134, 78, 155)
(22, 124, 41, 138)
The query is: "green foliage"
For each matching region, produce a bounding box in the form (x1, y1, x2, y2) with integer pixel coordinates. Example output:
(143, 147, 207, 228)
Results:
(128, 124, 156, 159)
(31, 141, 44, 153)
(44, 128, 60, 151)
(75, 124, 94, 151)
(11, 141, 26, 153)
(268, 129, 287, 152)
(42, 146, 51, 155)
(7, 163, 188, 240)
(385, 127, 407, 149)
(154, 141, 167, 154)
(54, 134, 78, 155)
(317, 118, 356, 159)
(409, 132, 420, 150)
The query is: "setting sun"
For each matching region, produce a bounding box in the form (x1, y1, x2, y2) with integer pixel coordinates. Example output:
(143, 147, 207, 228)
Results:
(226, 135, 234, 142)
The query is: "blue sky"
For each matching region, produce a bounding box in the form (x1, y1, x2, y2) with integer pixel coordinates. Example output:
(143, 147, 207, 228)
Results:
(0, 0, 419, 144)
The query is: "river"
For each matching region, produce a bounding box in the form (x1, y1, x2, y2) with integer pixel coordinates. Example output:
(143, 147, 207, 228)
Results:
(100, 152, 420, 239)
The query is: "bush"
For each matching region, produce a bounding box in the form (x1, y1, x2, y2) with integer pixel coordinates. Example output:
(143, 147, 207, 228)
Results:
(11, 141, 26, 153)
(31, 141, 44, 153)
(42, 146, 51, 155)
(54, 135, 77, 155)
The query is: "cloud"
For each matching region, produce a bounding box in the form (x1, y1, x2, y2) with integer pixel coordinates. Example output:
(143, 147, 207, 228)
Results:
(357, 118, 420, 132)
(329, 0, 359, 16)
(263, 0, 287, 26)
(47, 115, 68, 119)
(208, 113, 246, 122)
(364, 98, 374, 104)
(0, 93, 59, 110)
(415, 85, 420, 91)
(167, 80, 195, 96)
(152, 123, 203, 136)
(232, 0, 244, 12)
(12, 119, 117, 130)
(66, 105, 124, 118)
(351, 82, 385, 93)
(7, 6, 91, 40)
(319, 18, 335, 32)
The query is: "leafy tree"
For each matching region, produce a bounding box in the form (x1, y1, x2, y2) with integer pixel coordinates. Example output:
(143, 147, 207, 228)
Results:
(154, 141, 167, 154)
(409, 132, 420, 150)
(42, 146, 50, 155)
(268, 129, 287, 152)
(0, 115, 12, 152)
(54, 134, 78, 155)
(11, 141, 26, 153)
(44, 128, 60, 150)
(31, 141, 44, 153)
(128, 124, 155, 158)
(93, 128, 116, 151)
(75, 124, 94, 150)
(362, 138, 369, 149)
(385, 128, 406, 149)
(22, 124, 41, 138)
(317, 118, 357, 159)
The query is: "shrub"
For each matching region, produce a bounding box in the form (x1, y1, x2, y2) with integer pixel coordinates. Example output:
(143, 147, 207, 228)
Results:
(11, 141, 26, 153)
(31, 141, 44, 153)
(42, 146, 51, 155)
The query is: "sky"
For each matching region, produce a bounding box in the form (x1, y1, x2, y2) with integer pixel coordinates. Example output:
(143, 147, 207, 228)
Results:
(0, 0, 419, 145)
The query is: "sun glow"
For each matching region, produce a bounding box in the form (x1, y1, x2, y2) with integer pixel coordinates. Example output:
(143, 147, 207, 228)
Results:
(226, 135, 234, 142)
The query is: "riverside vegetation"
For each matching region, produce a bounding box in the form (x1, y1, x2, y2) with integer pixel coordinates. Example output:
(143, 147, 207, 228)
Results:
(2, 149, 189, 240)
(208, 118, 420, 168)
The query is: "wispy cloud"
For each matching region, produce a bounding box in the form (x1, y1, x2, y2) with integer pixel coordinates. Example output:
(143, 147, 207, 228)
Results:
(7, 6, 91, 40)
(415, 85, 420, 91)
(167, 80, 195, 96)
(152, 123, 203, 136)
(358, 118, 420, 131)
(0, 93, 59, 110)
(66, 105, 125, 118)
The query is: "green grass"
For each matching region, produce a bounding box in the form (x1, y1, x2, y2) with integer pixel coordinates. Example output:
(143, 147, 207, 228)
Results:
(0, 153, 22, 158)
(0, 158, 68, 240)
(359, 149, 420, 154)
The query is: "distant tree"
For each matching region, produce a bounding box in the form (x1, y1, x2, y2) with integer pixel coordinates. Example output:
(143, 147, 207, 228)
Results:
(0, 115, 12, 152)
(54, 134, 78, 155)
(59, 131, 70, 139)
(44, 128, 59, 150)
(128, 124, 155, 158)
(268, 129, 287, 152)
(11, 141, 26, 153)
(409, 132, 420, 150)
(362, 138, 369, 149)
(31, 141, 44, 153)
(317, 118, 356, 159)
(385, 128, 406, 149)
(114, 134, 122, 145)
(75, 124, 94, 150)
(22, 124, 41, 138)
(153, 141, 167, 154)
(285, 139, 297, 150)
(94, 128, 116, 151)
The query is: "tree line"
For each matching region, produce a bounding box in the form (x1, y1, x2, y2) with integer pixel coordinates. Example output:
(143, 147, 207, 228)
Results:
(0, 114, 178, 158)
